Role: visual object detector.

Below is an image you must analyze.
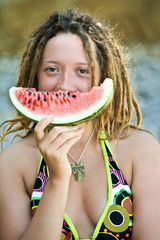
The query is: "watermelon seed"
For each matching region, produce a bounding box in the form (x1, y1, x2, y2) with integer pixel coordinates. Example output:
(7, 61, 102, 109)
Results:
(68, 92, 71, 96)
(28, 100, 31, 104)
(56, 93, 58, 97)
(44, 97, 47, 101)
(28, 92, 31, 96)
(38, 96, 40, 101)
(72, 95, 76, 98)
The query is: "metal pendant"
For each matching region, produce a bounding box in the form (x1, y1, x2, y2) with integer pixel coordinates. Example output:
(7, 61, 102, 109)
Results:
(70, 161, 86, 182)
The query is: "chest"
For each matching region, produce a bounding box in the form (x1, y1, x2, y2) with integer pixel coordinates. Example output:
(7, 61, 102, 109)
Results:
(29, 139, 133, 239)
(60, 141, 133, 239)
(66, 153, 108, 238)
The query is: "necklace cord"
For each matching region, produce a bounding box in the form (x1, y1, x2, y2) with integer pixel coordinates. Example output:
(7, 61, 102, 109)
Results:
(67, 126, 95, 164)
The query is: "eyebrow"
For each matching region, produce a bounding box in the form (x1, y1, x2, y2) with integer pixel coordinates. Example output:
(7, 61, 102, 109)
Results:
(45, 60, 90, 66)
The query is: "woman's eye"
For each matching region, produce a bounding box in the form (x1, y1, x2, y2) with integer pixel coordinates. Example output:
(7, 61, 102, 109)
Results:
(78, 69, 89, 74)
(46, 67, 58, 73)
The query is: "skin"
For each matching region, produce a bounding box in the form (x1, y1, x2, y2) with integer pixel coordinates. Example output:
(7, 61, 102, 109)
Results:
(0, 32, 160, 240)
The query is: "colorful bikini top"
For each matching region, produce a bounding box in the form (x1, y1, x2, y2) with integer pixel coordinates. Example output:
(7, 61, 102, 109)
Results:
(30, 134, 133, 240)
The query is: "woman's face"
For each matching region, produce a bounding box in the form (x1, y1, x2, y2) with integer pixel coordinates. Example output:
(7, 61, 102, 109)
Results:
(37, 32, 100, 92)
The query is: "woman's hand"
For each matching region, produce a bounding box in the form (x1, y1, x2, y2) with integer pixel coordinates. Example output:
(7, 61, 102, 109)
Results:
(34, 116, 84, 181)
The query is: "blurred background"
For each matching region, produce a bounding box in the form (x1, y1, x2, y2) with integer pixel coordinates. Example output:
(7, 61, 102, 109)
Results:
(0, 0, 160, 148)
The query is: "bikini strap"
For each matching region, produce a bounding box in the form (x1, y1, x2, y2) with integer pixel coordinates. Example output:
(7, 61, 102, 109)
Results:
(38, 155, 49, 177)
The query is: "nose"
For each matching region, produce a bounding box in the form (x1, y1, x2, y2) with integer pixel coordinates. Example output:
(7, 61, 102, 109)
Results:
(58, 70, 74, 91)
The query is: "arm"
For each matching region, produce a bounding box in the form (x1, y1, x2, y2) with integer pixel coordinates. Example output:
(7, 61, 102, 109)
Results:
(21, 176, 70, 240)
(0, 117, 84, 240)
(0, 152, 69, 240)
(131, 133, 160, 239)
(0, 148, 32, 240)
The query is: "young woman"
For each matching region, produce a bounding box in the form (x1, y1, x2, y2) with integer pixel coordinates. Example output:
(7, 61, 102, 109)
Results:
(0, 9, 160, 240)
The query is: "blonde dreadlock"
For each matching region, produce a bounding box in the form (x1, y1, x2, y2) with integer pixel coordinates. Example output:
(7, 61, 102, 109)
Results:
(0, 8, 142, 148)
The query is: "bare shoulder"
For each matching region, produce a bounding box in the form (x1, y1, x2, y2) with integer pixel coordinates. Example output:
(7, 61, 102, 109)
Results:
(131, 129, 159, 145)
(127, 131, 160, 239)
(0, 135, 40, 239)
(124, 130, 160, 179)
(128, 130, 160, 186)
(0, 133, 40, 168)
(0, 133, 40, 195)
(127, 130, 160, 163)
(110, 130, 159, 189)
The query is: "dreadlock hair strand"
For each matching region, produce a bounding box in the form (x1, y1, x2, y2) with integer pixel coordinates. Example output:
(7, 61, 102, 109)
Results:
(1, 8, 142, 149)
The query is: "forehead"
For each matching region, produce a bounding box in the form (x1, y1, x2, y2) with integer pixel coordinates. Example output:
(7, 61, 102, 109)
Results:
(42, 32, 97, 61)
(39, 32, 101, 86)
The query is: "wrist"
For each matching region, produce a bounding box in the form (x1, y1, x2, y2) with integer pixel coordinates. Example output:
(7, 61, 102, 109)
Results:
(47, 173, 71, 187)
(48, 164, 72, 182)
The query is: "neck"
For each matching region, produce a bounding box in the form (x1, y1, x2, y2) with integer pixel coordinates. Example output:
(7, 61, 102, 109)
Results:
(68, 120, 97, 181)
(69, 120, 96, 153)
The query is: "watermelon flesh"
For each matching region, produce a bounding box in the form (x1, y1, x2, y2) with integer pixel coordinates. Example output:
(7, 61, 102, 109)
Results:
(9, 78, 113, 125)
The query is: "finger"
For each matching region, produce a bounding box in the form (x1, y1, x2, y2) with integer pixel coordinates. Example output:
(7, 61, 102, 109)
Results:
(58, 134, 82, 154)
(44, 125, 82, 145)
(49, 128, 84, 150)
(34, 115, 54, 142)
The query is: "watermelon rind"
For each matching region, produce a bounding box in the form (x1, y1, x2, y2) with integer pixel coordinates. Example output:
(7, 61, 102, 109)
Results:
(9, 78, 113, 125)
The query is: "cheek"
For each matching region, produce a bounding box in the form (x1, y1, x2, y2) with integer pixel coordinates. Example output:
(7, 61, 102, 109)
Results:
(37, 71, 57, 91)
(37, 70, 92, 92)
(79, 83, 91, 92)
(37, 71, 50, 90)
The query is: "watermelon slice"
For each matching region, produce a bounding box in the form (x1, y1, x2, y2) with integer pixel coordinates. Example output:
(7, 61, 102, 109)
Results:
(9, 78, 113, 125)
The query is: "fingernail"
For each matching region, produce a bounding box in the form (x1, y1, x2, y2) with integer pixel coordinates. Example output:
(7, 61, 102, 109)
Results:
(47, 115, 54, 120)
(78, 128, 84, 132)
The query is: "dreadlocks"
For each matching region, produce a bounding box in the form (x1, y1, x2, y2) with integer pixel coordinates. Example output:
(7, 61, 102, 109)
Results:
(0, 9, 141, 148)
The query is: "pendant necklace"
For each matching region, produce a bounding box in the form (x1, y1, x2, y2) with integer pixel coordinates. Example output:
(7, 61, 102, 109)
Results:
(68, 126, 95, 182)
